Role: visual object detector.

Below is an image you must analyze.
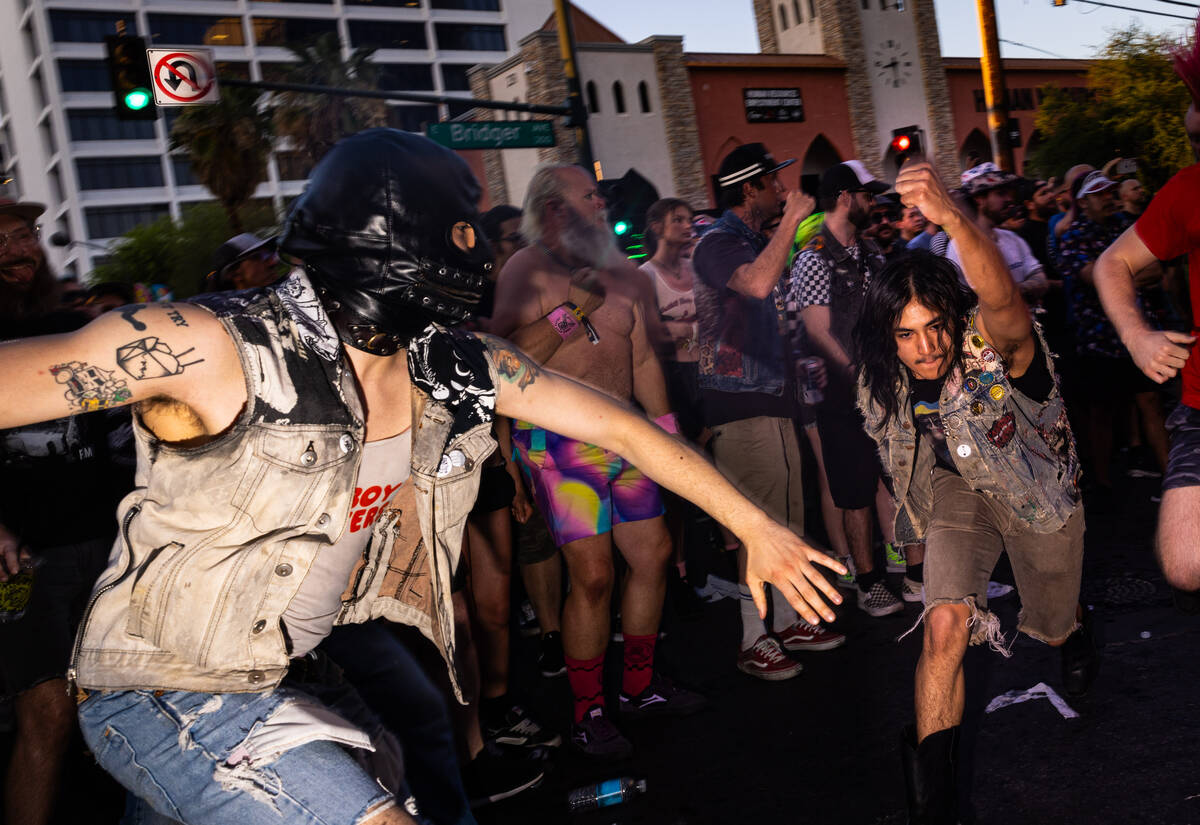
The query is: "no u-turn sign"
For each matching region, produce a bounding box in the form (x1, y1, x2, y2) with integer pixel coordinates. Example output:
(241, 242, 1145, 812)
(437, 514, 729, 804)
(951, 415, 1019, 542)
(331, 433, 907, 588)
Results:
(146, 48, 219, 106)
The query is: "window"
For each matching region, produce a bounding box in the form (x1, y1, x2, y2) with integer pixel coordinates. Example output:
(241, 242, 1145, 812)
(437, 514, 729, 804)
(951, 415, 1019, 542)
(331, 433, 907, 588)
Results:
(253, 18, 339, 47)
(345, 0, 421, 6)
(379, 64, 434, 91)
(612, 81, 625, 114)
(259, 62, 297, 82)
(85, 204, 169, 238)
(441, 64, 475, 92)
(50, 10, 137, 43)
(586, 80, 599, 113)
(387, 105, 438, 132)
(215, 62, 251, 81)
(347, 20, 426, 49)
(76, 156, 165, 190)
(779, 4, 787, 29)
(637, 80, 650, 113)
(67, 109, 157, 141)
(58, 60, 112, 92)
(147, 15, 245, 46)
(434, 23, 505, 51)
(431, 0, 500, 9)
(809, 0, 816, 18)
(171, 156, 198, 186)
(276, 152, 314, 181)
(793, 0, 802, 23)
(446, 100, 475, 120)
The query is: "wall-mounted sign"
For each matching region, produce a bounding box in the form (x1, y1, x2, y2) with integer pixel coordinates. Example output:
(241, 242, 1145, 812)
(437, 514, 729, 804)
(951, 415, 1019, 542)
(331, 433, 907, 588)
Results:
(743, 88, 804, 123)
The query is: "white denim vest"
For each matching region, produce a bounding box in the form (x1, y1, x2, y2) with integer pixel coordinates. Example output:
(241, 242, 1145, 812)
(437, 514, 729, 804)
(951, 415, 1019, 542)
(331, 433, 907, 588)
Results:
(71, 272, 495, 699)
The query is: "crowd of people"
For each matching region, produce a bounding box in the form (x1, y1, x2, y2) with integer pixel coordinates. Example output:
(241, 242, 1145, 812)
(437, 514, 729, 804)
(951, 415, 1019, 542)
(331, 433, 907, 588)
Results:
(1, 29, 1199, 825)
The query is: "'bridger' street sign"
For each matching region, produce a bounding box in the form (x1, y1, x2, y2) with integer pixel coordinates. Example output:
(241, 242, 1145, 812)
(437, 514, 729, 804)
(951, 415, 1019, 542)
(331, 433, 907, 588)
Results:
(426, 120, 556, 150)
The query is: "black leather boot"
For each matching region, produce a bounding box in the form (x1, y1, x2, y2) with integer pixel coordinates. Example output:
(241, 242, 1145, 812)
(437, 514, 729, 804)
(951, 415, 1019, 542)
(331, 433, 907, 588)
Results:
(901, 724, 959, 825)
(1061, 607, 1099, 699)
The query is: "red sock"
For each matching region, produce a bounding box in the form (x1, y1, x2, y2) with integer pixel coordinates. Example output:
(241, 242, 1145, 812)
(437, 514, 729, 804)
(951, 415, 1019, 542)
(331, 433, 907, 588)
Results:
(565, 653, 605, 722)
(621, 633, 657, 697)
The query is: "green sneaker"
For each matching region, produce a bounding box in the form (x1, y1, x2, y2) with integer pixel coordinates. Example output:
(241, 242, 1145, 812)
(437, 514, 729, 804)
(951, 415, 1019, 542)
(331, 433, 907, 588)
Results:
(835, 555, 857, 591)
(885, 542, 906, 573)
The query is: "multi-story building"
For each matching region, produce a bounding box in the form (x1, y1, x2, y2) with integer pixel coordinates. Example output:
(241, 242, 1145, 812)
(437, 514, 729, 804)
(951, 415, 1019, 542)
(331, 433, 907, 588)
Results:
(0, 0, 552, 277)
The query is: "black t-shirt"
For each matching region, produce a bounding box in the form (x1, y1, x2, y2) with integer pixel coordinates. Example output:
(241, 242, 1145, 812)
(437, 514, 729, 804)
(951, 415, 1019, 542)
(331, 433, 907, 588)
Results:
(909, 336, 1053, 476)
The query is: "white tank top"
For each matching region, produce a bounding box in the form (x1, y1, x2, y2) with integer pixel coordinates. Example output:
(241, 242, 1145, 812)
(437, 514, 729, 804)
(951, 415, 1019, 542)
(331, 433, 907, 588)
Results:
(284, 428, 412, 657)
(640, 258, 699, 360)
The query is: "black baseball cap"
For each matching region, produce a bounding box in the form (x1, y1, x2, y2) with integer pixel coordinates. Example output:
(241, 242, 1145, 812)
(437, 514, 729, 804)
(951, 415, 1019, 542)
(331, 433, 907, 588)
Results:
(714, 143, 795, 192)
(0, 198, 46, 223)
(819, 160, 891, 199)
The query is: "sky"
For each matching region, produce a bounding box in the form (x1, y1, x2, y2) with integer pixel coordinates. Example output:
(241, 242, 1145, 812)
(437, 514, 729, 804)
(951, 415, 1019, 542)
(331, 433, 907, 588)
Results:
(569, 0, 1196, 60)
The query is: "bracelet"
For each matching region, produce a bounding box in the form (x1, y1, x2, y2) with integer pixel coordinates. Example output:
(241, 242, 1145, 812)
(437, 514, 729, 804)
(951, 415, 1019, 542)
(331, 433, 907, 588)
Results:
(564, 301, 587, 321)
(654, 413, 680, 434)
(548, 303, 581, 339)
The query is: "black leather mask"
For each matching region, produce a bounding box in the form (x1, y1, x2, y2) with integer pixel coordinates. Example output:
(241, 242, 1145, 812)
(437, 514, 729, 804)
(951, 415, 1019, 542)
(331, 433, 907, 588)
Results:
(279, 128, 493, 354)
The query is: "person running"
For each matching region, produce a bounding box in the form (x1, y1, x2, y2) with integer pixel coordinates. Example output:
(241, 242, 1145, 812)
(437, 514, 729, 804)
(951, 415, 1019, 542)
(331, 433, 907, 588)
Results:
(855, 162, 1095, 823)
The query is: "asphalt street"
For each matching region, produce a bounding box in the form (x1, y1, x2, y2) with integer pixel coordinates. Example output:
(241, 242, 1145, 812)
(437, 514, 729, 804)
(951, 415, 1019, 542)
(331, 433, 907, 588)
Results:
(4, 451, 1197, 825)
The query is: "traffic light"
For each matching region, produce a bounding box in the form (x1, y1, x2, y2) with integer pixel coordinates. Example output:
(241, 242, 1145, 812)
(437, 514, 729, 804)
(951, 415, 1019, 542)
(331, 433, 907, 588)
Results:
(105, 35, 156, 121)
(890, 125, 923, 165)
(597, 169, 659, 260)
(1052, 0, 1067, 6)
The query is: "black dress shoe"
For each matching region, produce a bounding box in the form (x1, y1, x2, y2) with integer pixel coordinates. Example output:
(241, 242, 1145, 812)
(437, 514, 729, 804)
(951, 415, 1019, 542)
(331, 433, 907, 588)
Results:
(1061, 608, 1099, 699)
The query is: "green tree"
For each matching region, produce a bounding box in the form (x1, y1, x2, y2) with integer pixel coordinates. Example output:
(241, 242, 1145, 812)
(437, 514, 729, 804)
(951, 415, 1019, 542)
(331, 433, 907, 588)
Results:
(90, 202, 277, 299)
(169, 86, 274, 234)
(271, 32, 389, 165)
(1028, 24, 1193, 191)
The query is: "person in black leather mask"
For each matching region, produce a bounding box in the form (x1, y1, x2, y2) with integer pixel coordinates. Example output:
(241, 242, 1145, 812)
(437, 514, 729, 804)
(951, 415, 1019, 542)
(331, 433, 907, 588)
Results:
(0, 128, 846, 825)
(279, 128, 494, 354)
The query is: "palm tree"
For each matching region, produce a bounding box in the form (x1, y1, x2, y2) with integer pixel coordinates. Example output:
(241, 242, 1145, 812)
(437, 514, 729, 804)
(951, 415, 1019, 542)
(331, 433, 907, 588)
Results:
(169, 86, 274, 234)
(272, 32, 388, 165)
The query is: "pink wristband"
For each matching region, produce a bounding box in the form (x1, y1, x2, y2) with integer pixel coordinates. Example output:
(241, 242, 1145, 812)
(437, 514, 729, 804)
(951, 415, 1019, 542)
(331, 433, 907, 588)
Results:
(548, 304, 580, 339)
(654, 413, 679, 434)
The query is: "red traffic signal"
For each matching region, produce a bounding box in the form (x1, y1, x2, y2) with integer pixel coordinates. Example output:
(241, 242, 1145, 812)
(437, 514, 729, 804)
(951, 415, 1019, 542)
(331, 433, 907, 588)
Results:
(891, 134, 912, 153)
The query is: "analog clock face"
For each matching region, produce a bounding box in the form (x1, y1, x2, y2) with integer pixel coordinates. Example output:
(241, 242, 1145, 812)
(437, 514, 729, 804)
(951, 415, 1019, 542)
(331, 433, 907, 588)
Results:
(873, 39, 915, 88)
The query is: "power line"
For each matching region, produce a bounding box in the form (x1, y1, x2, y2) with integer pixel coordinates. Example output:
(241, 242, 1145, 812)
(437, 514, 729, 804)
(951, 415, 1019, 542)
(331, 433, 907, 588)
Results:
(1146, 0, 1199, 10)
(999, 38, 1071, 58)
(1067, 0, 1196, 20)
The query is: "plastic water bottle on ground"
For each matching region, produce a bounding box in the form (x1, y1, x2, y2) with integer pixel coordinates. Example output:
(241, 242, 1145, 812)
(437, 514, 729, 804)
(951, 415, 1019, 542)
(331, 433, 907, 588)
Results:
(566, 777, 647, 812)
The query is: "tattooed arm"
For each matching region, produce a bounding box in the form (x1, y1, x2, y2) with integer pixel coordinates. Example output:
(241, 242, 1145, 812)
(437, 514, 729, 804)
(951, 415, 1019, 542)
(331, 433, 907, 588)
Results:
(477, 332, 845, 625)
(0, 302, 245, 439)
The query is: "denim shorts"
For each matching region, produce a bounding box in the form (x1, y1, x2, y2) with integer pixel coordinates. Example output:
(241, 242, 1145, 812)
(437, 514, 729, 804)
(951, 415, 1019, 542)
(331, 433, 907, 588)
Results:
(78, 686, 398, 825)
(922, 468, 1085, 646)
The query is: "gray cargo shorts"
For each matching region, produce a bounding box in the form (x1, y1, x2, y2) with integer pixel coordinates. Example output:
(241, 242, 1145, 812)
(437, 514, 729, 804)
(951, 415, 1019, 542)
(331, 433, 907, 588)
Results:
(918, 467, 1085, 650)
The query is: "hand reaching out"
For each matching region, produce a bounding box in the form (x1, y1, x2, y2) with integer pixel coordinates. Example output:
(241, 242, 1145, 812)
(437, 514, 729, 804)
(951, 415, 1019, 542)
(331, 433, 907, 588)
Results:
(740, 518, 845, 626)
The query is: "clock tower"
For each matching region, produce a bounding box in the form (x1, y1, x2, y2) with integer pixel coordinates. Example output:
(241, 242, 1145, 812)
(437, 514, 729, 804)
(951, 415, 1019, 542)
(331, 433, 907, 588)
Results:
(753, 0, 958, 185)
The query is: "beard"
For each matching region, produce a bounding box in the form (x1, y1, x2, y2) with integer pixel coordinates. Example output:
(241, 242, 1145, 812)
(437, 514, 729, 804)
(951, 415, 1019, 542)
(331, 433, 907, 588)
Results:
(848, 202, 871, 230)
(0, 256, 58, 324)
(559, 205, 621, 269)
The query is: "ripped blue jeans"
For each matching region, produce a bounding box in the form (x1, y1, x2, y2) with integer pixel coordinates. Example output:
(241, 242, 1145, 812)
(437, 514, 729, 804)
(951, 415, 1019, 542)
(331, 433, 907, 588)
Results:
(78, 686, 403, 825)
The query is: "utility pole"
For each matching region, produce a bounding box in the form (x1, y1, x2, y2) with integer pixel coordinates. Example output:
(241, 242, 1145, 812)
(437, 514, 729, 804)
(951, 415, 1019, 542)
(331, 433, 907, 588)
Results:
(975, 0, 1014, 171)
(552, 0, 595, 173)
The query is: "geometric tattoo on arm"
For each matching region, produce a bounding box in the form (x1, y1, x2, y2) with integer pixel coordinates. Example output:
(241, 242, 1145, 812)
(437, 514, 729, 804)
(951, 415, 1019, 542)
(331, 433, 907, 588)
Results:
(115, 337, 205, 380)
(483, 336, 542, 392)
(50, 361, 132, 412)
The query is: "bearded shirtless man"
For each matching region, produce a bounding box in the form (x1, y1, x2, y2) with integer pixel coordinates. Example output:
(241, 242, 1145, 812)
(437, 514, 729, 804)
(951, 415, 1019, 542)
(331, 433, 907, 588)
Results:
(490, 164, 698, 759)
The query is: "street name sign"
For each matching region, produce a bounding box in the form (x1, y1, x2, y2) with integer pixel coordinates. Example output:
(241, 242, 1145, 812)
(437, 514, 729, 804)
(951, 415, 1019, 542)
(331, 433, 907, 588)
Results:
(426, 121, 555, 150)
(147, 49, 219, 106)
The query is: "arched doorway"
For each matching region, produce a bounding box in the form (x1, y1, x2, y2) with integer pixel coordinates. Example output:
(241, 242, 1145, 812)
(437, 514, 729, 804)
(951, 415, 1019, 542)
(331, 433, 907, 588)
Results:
(960, 129, 992, 173)
(801, 134, 843, 198)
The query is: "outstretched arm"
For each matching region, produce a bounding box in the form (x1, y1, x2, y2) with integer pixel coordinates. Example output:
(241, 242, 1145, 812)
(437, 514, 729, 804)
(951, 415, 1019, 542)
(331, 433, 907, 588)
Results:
(896, 162, 1033, 371)
(0, 301, 244, 435)
(478, 333, 845, 624)
(1095, 227, 1195, 383)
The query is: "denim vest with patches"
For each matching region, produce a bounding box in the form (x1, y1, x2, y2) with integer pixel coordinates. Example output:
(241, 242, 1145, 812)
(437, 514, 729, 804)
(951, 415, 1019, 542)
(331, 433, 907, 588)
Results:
(693, 210, 788, 396)
(858, 310, 1080, 544)
(73, 271, 495, 699)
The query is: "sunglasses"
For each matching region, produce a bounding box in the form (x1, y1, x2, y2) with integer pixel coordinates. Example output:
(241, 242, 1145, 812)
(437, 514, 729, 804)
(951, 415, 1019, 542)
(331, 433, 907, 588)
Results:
(869, 212, 898, 225)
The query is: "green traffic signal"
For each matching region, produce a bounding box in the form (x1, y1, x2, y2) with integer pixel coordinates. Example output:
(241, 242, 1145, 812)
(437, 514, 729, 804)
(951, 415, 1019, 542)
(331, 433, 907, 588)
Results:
(124, 88, 152, 111)
(614, 221, 629, 235)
